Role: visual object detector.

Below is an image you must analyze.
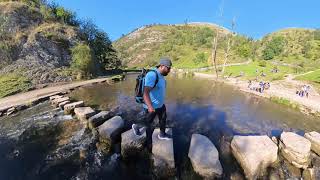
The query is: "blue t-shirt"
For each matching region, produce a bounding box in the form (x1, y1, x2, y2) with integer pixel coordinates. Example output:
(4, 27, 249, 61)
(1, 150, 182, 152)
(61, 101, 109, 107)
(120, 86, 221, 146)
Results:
(143, 68, 166, 109)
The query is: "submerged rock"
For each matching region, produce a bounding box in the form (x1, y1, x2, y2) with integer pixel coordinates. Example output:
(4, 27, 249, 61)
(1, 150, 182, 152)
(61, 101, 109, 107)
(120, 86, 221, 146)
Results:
(151, 128, 175, 178)
(280, 132, 311, 169)
(88, 111, 113, 129)
(231, 135, 278, 179)
(64, 101, 84, 114)
(121, 127, 147, 159)
(305, 131, 320, 156)
(74, 107, 95, 121)
(188, 134, 223, 178)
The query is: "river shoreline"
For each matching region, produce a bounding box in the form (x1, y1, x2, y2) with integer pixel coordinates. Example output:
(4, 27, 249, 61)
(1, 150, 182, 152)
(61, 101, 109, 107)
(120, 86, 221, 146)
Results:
(194, 72, 320, 117)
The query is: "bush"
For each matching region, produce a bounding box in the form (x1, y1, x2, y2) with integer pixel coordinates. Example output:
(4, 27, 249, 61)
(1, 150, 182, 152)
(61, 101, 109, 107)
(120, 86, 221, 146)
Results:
(193, 52, 207, 64)
(258, 60, 267, 67)
(71, 43, 95, 75)
(262, 36, 286, 60)
(314, 29, 320, 41)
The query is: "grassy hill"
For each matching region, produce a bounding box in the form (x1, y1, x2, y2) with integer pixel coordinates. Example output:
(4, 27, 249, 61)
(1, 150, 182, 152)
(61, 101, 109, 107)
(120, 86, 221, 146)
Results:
(257, 28, 320, 71)
(113, 23, 255, 69)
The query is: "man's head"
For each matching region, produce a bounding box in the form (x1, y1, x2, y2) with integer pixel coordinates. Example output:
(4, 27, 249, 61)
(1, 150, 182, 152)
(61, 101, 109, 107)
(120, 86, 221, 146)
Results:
(157, 57, 172, 76)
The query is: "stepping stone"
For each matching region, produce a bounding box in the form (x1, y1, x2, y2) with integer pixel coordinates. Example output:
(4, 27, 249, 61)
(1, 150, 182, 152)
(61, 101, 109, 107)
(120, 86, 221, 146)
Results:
(280, 132, 311, 169)
(88, 111, 113, 129)
(188, 134, 223, 178)
(6, 107, 16, 116)
(121, 127, 147, 159)
(231, 135, 278, 179)
(58, 101, 70, 109)
(305, 131, 320, 156)
(51, 97, 70, 106)
(98, 116, 124, 153)
(64, 101, 84, 114)
(151, 128, 175, 178)
(49, 95, 63, 101)
(74, 107, 95, 121)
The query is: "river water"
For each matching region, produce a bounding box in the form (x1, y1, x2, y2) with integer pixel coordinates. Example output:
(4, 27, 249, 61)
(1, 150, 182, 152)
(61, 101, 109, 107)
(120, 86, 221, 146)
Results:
(0, 74, 319, 179)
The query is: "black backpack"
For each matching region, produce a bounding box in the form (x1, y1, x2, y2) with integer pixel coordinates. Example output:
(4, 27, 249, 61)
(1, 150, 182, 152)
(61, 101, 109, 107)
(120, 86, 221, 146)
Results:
(135, 68, 159, 103)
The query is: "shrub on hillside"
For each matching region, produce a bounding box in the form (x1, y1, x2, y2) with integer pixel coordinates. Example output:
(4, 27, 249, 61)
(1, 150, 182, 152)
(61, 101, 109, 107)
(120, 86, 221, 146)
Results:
(193, 52, 207, 64)
(258, 60, 267, 67)
(314, 29, 320, 41)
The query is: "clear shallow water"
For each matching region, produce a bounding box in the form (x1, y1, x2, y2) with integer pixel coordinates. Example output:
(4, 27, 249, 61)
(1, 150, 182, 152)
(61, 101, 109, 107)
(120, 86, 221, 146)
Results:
(0, 74, 319, 180)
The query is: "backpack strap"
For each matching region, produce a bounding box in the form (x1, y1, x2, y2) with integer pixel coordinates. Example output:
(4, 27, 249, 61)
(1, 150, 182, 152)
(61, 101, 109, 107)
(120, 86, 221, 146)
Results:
(149, 70, 159, 89)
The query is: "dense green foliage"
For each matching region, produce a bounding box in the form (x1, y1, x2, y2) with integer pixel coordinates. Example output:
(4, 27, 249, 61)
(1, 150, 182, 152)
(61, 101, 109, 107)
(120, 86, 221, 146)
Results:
(262, 36, 286, 60)
(79, 20, 121, 70)
(71, 43, 95, 75)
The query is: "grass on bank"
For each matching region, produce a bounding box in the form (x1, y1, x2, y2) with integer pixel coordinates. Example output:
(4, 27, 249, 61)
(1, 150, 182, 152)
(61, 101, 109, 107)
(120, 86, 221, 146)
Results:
(270, 96, 300, 109)
(0, 73, 32, 98)
(294, 69, 320, 92)
(205, 61, 296, 81)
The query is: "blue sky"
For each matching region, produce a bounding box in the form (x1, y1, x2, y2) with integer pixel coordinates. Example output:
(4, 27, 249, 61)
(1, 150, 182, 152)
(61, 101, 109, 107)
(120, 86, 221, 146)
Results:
(53, 0, 320, 41)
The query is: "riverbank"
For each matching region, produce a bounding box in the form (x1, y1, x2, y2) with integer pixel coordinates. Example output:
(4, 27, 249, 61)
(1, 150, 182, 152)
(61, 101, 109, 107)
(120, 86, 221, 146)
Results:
(194, 72, 320, 116)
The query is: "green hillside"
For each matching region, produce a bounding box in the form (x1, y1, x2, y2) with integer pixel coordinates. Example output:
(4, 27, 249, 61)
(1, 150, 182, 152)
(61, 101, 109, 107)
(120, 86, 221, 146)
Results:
(257, 28, 320, 71)
(114, 23, 255, 69)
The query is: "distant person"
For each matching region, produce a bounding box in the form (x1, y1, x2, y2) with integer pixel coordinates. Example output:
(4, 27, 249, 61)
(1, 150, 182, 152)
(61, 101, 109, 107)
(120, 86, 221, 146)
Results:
(306, 85, 311, 98)
(248, 80, 252, 89)
(132, 58, 172, 140)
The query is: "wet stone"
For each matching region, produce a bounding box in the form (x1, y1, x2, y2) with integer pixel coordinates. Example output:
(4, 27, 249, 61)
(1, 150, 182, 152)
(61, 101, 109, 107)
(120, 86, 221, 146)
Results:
(305, 131, 320, 156)
(280, 132, 311, 169)
(64, 101, 84, 114)
(231, 135, 278, 179)
(6, 107, 16, 116)
(98, 116, 124, 153)
(74, 107, 96, 121)
(121, 127, 147, 159)
(49, 95, 63, 101)
(151, 128, 175, 178)
(88, 111, 113, 129)
(188, 134, 223, 178)
(58, 101, 70, 109)
(51, 97, 70, 107)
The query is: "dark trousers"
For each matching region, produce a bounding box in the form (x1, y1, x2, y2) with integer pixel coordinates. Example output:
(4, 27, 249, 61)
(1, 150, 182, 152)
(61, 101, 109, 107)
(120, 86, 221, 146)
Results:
(142, 104, 167, 134)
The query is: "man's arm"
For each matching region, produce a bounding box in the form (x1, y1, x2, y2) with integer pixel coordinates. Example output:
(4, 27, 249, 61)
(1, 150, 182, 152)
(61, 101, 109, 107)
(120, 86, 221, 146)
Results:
(143, 86, 155, 113)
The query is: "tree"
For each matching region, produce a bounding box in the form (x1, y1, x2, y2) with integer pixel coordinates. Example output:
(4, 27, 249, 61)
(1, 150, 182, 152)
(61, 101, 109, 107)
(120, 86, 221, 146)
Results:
(262, 36, 286, 60)
(79, 20, 121, 70)
(54, 6, 78, 26)
(71, 43, 95, 75)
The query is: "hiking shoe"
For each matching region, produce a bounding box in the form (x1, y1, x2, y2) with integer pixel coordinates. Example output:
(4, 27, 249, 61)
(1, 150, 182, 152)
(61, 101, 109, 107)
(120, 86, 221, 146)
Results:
(158, 132, 171, 140)
(132, 124, 141, 136)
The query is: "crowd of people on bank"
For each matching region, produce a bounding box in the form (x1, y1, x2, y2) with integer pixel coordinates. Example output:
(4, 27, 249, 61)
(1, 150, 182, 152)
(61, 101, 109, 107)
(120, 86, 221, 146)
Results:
(248, 80, 271, 93)
(296, 85, 311, 98)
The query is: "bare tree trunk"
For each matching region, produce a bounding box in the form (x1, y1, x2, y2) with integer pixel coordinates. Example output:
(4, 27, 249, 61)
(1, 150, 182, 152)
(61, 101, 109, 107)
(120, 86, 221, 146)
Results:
(221, 35, 231, 76)
(212, 33, 219, 79)
(221, 18, 236, 78)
